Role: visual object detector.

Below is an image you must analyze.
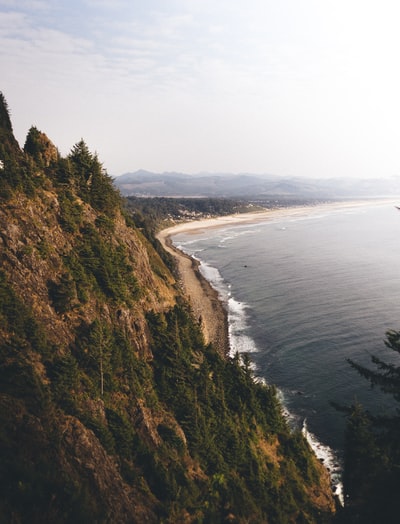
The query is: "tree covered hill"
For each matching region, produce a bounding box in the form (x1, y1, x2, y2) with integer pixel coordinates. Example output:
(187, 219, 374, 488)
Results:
(0, 93, 336, 523)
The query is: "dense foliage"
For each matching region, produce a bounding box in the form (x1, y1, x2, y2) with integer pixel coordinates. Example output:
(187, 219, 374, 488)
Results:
(0, 281, 331, 522)
(125, 196, 255, 234)
(0, 92, 334, 523)
(146, 305, 329, 522)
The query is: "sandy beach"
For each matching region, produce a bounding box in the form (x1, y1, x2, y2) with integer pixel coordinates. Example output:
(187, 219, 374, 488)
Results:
(157, 198, 398, 356)
(158, 229, 230, 355)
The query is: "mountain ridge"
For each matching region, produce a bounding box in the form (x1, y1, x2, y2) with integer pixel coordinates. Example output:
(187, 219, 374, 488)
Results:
(0, 92, 336, 523)
(115, 170, 400, 199)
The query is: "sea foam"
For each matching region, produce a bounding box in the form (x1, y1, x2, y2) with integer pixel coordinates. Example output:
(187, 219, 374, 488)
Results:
(175, 232, 345, 505)
(197, 258, 259, 357)
(302, 421, 344, 505)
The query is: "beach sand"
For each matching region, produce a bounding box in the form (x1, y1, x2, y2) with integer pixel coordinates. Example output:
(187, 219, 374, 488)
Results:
(157, 199, 398, 356)
(158, 230, 230, 355)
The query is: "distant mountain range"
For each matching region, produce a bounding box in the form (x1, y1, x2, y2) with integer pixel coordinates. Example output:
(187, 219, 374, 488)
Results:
(114, 170, 400, 199)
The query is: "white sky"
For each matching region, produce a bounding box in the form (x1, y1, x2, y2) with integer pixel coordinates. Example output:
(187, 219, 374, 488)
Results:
(2, 0, 400, 178)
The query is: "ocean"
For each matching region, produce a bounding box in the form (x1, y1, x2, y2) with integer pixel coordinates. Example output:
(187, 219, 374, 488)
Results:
(171, 201, 400, 497)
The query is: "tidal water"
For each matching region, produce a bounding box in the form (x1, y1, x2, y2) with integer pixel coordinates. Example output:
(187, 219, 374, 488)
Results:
(172, 201, 400, 491)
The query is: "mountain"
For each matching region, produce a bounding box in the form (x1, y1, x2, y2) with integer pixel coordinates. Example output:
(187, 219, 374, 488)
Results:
(0, 93, 336, 523)
(114, 170, 400, 199)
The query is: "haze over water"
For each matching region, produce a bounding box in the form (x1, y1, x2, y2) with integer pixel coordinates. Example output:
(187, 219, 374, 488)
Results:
(172, 202, 400, 465)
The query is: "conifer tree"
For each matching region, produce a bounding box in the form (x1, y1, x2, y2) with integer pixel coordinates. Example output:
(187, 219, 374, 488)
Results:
(340, 330, 400, 523)
(68, 140, 119, 214)
(0, 92, 12, 131)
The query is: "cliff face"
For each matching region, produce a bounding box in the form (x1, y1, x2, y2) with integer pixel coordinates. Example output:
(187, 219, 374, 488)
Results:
(0, 93, 336, 523)
(0, 189, 175, 350)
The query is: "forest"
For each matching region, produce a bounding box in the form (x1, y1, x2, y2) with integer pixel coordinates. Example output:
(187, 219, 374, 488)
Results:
(0, 91, 336, 523)
(0, 91, 399, 522)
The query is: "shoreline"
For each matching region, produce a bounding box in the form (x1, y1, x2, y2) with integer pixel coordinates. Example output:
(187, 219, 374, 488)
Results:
(157, 197, 398, 505)
(157, 198, 398, 357)
(159, 231, 230, 356)
(157, 197, 398, 238)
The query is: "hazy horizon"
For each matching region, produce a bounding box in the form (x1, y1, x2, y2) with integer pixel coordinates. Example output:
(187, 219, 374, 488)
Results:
(115, 169, 400, 181)
(3, 1, 400, 180)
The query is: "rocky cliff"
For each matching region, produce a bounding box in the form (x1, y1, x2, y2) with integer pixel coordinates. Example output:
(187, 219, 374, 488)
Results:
(0, 93, 336, 523)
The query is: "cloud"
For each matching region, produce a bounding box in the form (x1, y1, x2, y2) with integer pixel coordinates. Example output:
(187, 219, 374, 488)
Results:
(0, 0, 47, 8)
(3, 0, 400, 178)
(1, 1, 302, 99)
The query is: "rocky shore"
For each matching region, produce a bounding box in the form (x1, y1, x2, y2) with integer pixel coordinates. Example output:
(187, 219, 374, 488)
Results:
(157, 231, 230, 356)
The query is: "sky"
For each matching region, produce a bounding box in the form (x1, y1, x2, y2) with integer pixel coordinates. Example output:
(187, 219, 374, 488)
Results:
(2, 0, 400, 179)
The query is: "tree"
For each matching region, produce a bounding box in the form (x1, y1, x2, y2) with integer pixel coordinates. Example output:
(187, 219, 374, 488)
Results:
(340, 330, 400, 523)
(348, 330, 400, 401)
(24, 126, 59, 167)
(89, 320, 112, 397)
(75, 320, 112, 397)
(0, 91, 13, 131)
(68, 140, 120, 215)
(69, 140, 94, 180)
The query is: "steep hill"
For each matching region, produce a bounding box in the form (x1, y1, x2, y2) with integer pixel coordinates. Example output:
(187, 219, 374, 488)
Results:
(0, 93, 335, 523)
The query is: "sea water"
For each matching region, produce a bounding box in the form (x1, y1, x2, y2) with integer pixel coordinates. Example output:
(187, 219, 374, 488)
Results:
(171, 202, 400, 499)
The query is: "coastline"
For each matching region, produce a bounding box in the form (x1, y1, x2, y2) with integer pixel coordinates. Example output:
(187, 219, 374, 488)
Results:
(156, 198, 397, 357)
(157, 197, 398, 505)
(156, 198, 397, 238)
(158, 231, 230, 356)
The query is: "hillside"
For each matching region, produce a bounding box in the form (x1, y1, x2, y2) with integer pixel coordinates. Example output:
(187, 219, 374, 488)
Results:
(0, 93, 335, 523)
(115, 170, 400, 200)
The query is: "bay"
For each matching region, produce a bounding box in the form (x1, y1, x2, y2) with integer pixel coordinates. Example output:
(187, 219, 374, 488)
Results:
(172, 202, 400, 481)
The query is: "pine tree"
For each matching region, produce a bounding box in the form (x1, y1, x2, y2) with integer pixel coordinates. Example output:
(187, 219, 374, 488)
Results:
(340, 330, 400, 523)
(68, 140, 120, 214)
(0, 92, 13, 131)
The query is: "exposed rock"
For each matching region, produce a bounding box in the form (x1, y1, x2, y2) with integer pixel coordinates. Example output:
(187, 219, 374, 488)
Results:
(60, 416, 158, 523)
(24, 126, 59, 166)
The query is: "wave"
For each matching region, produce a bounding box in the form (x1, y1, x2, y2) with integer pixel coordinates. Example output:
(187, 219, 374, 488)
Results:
(203, 258, 344, 505)
(277, 389, 344, 506)
(175, 238, 206, 248)
(197, 260, 231, 301)
(302, 420, 344, 505)
(217, 227, 259, 245)
(175, 236, 345, 505)
(197, 258, 260, 357)
(227, 296, 259, 357)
